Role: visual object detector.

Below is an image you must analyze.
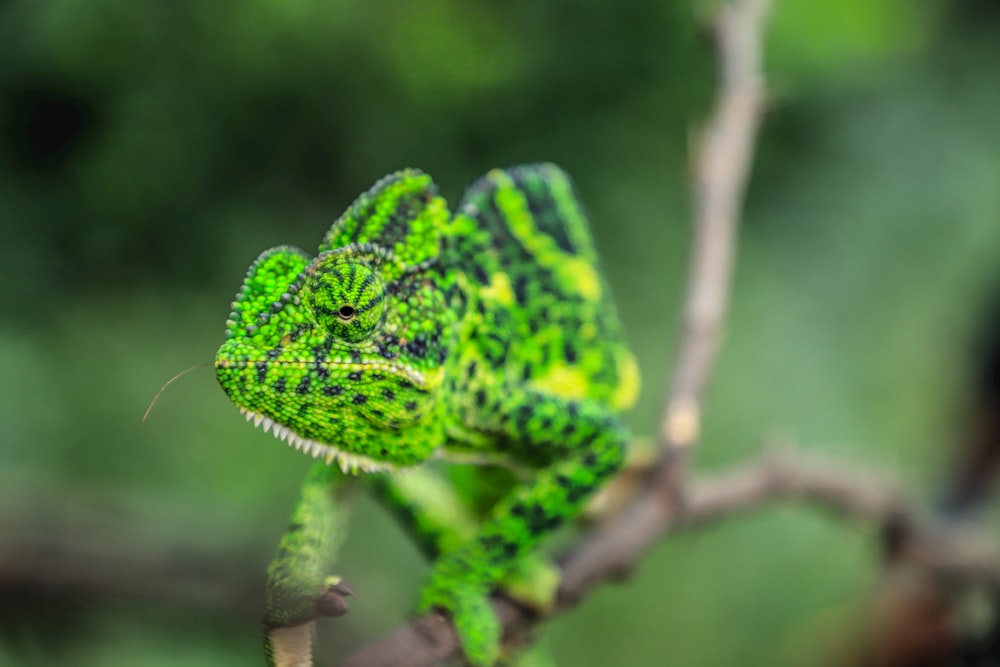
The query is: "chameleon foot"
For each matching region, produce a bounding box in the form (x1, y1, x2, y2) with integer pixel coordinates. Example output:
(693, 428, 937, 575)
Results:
(499, 555, 560, 616)
(418, 580, 500, 667)
(264, 577, 356, 667)
(316, 576, 356, 617)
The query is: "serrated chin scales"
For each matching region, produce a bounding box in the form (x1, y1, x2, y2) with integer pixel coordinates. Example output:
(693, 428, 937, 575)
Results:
(238, 407, 396, 475)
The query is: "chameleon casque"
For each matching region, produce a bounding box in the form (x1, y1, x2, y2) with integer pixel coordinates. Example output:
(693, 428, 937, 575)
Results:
(214, 164, 640, 667)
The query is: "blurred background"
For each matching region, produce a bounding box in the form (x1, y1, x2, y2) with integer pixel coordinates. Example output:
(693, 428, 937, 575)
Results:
(3, 0, 1000, 665)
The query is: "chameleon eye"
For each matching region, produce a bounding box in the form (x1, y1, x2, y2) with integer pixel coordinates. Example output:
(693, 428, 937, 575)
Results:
(307, 261, 385, 343)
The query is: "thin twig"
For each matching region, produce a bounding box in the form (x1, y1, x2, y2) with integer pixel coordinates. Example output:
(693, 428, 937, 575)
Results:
(553, 0, 774, 604)
(661, 0, 771, 452)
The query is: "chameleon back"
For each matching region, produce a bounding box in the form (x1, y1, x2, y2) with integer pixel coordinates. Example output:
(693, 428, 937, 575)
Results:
(445, 164, 639, 414)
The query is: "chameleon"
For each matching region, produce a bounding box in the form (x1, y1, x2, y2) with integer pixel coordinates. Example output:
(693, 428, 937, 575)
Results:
(214, 163, 640, 667)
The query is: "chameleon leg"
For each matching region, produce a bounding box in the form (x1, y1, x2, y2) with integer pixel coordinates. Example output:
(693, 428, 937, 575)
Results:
(419, 391, 628, 666)
(264, 462, 355, 667)
(369, 466, 560, 612)
(367, 466, 478, 560)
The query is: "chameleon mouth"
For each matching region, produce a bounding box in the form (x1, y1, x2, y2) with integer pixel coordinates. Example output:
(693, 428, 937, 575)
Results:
(238, 406, 396, 475)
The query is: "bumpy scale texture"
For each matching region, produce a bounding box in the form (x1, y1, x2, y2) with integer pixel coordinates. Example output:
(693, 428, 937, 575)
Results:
(215, 164, 639, 667)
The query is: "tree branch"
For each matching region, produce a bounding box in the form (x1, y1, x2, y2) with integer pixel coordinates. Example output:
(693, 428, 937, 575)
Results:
(338, 451, 1000, 667)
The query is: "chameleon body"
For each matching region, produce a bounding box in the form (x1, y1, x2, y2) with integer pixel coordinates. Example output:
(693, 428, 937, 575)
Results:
(215, 164, 639, 666)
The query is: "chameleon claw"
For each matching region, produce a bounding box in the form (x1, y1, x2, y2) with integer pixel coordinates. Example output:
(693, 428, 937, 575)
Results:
(316, 576, 356, 618)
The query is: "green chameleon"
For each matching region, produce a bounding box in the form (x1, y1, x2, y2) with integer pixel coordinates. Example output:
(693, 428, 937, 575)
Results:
(215, 164, 640, 667)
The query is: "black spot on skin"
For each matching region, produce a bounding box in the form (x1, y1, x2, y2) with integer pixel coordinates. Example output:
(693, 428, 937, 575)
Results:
(255, 362, 267, 384)
(371, 373, 384, 380)
(372, 409, 383, 418)
(348, 371, 362, 381)
(490, 334, 509, 363)
(528, 319, 540, 335)
(521, 366, 532, 382)
(510, 504, 527, 517)
(516, 404, 533, 427)
(267, 348, 281, 360)
(555, 475, 571, 488)
(474, 390, 487, 408)
(404, 401, 418, 411)
(539, 416, 552, 431)
(524, 505, 551, 536)
(582, 452, 597, 467)
(539, 345, 550, 366)
(482, 535, 504, 551)
(296, 377, 311, 394)
(398, 379, 413, 389)
(379, 345, 396, 360)
(550, 444, 571, 458)
(323, 385, 343, 397)
(402, 338, 428, 360)
(567, 485, 589, 504)
(567, 403, 580, 419)
(315, 365, 330, 380)
(274, 377, 287, 394)
(382, 388, 395, 401)
(562, 423, 576, 438)
(380, 448, 389, 456)
(352, 394, 367, 405)
(513, 275, 529, 304)
(526, 188, 576, 254)
(350, 350, 362, 364)
(472, 264, 490, 285)
(563, 342, 578, 364)
(466, 361, 478, 378)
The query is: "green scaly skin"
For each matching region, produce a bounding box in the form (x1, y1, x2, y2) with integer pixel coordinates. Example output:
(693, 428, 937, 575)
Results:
(215, 164, 640, 666)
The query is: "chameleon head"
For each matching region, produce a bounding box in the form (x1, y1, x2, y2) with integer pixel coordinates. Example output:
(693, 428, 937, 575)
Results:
(215, 242, 450, 473)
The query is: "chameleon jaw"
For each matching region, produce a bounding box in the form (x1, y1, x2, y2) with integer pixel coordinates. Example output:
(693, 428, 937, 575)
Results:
(238, 407, 396, 475)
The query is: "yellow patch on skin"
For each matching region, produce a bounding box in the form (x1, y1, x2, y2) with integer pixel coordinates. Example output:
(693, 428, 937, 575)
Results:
(610, 352, 641, 410)
(560, 257, 602, 303)
(480, 271, 515, 306)
(530, 365, 590, 402)
(491, 172, 602, 305)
